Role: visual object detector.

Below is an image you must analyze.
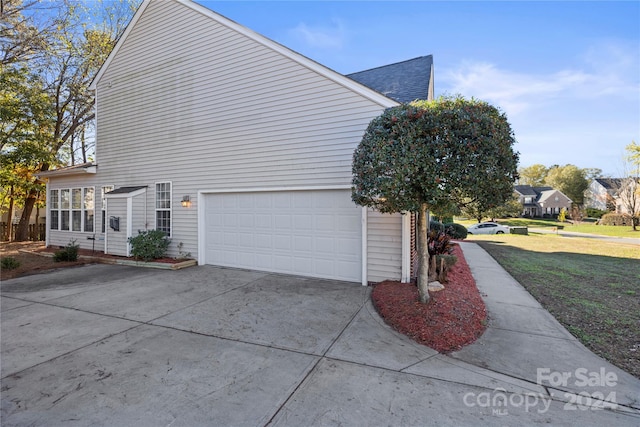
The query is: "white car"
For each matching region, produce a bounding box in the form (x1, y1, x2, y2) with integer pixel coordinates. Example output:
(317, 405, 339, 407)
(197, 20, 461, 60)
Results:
(466, 222, 510, 235)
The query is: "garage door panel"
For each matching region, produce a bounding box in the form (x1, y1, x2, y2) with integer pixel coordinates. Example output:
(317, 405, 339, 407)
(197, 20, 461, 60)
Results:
(204, 190, 361, 282)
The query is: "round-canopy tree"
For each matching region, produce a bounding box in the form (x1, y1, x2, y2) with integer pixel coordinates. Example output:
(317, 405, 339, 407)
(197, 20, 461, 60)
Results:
(352, 96, 519, 302)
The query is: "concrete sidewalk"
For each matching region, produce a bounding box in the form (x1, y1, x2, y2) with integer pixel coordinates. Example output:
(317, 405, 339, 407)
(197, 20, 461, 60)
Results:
(1, 243, 639, 426)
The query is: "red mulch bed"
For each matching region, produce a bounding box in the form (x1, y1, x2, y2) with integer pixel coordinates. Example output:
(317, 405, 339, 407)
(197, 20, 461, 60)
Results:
(371, 244, 487, 353)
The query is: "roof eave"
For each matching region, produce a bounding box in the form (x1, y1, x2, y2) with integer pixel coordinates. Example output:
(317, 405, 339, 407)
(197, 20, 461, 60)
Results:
(37, 165, 97, 179)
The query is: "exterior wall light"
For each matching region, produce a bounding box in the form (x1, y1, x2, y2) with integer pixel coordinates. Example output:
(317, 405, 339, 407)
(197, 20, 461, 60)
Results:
(181, 195, 191, 208)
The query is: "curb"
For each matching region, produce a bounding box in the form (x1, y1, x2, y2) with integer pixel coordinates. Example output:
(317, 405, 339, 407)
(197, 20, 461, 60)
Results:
(18, 249, 197, 271)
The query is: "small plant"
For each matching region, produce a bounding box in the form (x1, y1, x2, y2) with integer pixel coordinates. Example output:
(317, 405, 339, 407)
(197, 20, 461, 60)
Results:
(558, 208, 567, 223)
(585, 208, 607, 219)
(1, 257, 21, 270)
(176, 242, 191, 260)
(128, 230, 171, 261)
(53, 240, 79, 262)
(427, 229, 455, 256)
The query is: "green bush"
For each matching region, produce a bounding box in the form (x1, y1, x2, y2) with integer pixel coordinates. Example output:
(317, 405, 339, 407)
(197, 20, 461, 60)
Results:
(599, 213, 635, 226)
(586, 208, 608, 219)
(128, 230, 171, 261)
(429, 220, 444, 232)
(53, 240, 79, 262)
(443, 222, 468, 240)
(1, 257, 21, 270)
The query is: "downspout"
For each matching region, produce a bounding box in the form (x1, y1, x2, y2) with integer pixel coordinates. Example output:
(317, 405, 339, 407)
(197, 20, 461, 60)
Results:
(44, 179, 50, 247)
(401, 211, 411, 283)
(361, 207, 368, 286)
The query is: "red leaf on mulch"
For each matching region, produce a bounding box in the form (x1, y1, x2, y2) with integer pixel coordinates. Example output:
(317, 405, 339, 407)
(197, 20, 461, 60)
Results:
(371, 244, 487, 353)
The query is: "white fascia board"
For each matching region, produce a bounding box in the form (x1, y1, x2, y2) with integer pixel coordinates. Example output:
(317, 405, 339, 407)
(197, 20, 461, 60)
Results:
(198, 185, 352, 195)
(37, 165, 97, 179)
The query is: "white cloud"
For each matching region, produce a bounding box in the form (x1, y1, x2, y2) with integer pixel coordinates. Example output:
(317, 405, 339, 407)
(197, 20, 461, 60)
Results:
(288, 19, 346, 50)
(441, 42, 639, 117)
(439, 42, 639, 174)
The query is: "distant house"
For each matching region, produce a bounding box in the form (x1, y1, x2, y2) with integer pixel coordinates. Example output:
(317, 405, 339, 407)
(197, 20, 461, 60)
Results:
(514, 185, 573, 218)
(37, 0, 434, 285)
(584, 178, 640, 215)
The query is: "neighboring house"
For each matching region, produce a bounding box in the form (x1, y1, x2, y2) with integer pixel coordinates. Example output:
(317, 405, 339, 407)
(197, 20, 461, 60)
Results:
(584, 178, 640, 215)
(37, 0, 434, 285)
(514, 185, 573, 218)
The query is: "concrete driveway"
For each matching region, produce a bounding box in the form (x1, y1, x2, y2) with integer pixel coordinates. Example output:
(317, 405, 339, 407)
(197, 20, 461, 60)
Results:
(2, 253, 639, 426)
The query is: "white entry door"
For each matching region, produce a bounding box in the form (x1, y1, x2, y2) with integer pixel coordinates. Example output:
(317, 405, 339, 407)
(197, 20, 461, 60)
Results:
(203, 190, 361, 282)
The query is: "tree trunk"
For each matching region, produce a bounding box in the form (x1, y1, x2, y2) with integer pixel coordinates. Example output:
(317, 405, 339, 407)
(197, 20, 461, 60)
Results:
(417, 202, 430, 303)
(14, 190, 36, 241)
(6, 186, 15, 241)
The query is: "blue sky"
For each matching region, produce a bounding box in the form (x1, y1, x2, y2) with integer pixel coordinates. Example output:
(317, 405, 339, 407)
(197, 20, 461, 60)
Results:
(198, 0, 640, 177)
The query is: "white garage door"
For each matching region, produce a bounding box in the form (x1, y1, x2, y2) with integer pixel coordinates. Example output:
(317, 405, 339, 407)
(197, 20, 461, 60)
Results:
(203, 190, 362, 282)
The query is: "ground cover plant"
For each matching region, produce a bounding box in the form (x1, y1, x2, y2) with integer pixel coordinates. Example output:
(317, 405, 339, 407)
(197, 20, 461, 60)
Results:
(467, 232, 640, 378)
(372, 244, 487, 352)
(0, 242, 91, 280)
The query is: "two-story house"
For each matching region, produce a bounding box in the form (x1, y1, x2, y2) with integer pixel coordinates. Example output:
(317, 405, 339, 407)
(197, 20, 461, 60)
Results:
(37, 0, 434, 286)
(584, 178, 639, 215)
(514, 185, 573, 218)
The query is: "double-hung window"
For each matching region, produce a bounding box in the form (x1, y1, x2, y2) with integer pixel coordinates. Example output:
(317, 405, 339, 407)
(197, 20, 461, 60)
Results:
(72, 188, 82, 231)
(60, 189, 70, 230)
(155, 182, 171, 236)
(50, 187, 95, 232)
(50, 190, 59, 230)
(83, 188, 94, 232)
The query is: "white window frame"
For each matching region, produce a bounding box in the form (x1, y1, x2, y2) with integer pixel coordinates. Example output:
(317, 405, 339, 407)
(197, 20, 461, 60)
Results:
(50, 187, 95, 233)
(50, 189, 59, 230)
(83, 187, 95, 232)
(155, 181, 172, 236)
(101, 185, 114, 233)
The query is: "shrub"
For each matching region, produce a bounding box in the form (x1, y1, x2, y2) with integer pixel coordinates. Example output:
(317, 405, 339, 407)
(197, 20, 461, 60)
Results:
(428, 229, 455, 256)
(128, 230, 171, 261)
(599, 213, 634, 226)
(1, 257, 21, 270)
(443, 222, 468, 240)
(586, 208, 607, 219)
(429, 220, 444, 233)
(53, 240, 79, 262)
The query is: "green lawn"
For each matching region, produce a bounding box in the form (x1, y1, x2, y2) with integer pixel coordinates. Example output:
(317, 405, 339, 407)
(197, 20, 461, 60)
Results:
(465, 232, 640, 378)
(456, 217, 639, 238)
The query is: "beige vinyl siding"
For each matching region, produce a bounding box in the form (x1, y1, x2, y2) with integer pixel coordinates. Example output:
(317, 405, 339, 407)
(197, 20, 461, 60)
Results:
(105, 198, 128, 256)
(367, 210, 402, 283)
(47, 175, 102, 250)
(90, 0, 389, 260)
(131, 192, 148, 237)
(90, 2, 383, 256)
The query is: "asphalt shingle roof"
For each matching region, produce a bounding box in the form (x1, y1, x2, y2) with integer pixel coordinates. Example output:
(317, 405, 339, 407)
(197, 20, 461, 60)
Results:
(595, 178, 623, 190)
(107, 186, 147, 195)
(346, 56, 433, 103)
